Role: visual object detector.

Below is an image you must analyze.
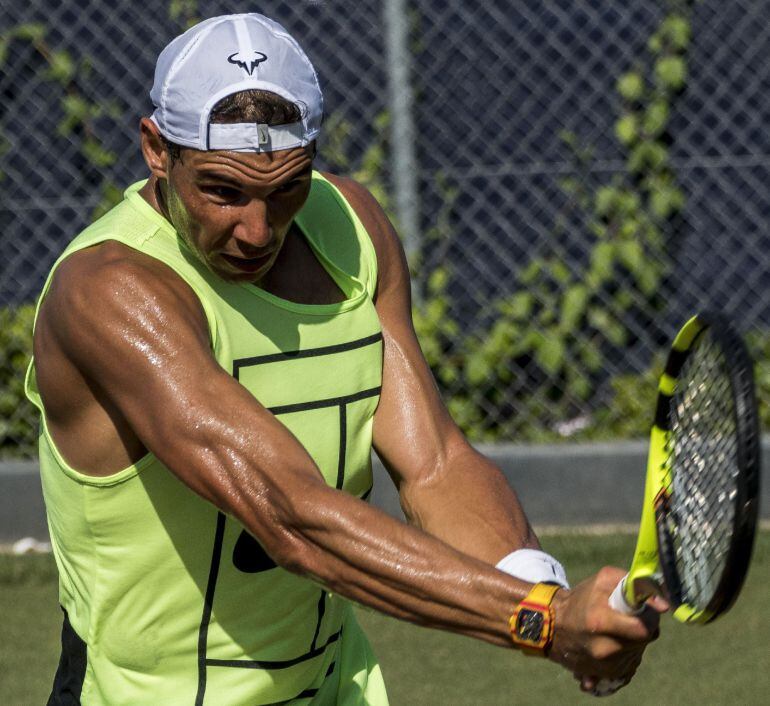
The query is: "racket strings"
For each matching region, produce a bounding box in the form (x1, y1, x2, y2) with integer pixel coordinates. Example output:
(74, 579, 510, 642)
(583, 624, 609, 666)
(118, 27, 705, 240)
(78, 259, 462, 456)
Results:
(665, 333, 739, 610)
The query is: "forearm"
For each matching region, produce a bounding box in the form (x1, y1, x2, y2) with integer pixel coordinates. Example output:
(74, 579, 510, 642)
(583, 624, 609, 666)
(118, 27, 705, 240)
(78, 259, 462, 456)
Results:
(397, 442, 540, 563)
(157, 411, 529, 649)
(272, 482, 531, 648)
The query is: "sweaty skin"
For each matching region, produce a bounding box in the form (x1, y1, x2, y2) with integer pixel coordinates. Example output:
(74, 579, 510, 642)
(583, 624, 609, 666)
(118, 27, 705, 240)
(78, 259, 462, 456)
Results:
(32, 117, 663, 690)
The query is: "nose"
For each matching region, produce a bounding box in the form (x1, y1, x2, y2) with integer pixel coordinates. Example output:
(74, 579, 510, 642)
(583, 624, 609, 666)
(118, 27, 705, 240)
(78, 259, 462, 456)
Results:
(232, 199, 272, 253)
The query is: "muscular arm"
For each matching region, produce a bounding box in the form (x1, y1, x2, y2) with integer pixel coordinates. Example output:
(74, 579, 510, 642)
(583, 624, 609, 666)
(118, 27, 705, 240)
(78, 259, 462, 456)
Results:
(34, 233, 659, 684)
(325, 174, 539, 564)
(35, 244, 529, 647)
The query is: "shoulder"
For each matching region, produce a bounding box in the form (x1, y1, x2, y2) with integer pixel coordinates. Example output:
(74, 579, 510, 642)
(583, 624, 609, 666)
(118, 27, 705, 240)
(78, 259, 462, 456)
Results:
(320, 172, 409, 302)
(39, 240, 209, 354)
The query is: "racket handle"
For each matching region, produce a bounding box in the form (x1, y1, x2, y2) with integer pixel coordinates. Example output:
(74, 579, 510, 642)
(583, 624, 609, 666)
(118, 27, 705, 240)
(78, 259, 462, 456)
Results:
(608, 575, 643, 615)
(591, 576, 644, 697)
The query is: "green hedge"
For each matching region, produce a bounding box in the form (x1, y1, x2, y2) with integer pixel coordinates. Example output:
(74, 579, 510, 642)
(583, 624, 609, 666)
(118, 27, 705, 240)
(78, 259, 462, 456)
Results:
(0, 305, 37, 459)
(1, 303, 767, 459)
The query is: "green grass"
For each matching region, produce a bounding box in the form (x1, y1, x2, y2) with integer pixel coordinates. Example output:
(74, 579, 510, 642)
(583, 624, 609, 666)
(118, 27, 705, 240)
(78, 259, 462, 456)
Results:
(1, 533, 768, 705)
(360, 531, 770, 705)
(0, 554, 61, 704)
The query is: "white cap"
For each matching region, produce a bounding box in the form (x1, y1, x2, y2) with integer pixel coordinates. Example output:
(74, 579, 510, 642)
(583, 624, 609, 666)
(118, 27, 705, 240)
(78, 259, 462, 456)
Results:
(149, 13, 323, 152)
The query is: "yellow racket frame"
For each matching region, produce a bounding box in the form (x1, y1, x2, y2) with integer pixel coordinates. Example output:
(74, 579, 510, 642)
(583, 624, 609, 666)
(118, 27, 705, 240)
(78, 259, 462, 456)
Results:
(623, 315, 710, 624)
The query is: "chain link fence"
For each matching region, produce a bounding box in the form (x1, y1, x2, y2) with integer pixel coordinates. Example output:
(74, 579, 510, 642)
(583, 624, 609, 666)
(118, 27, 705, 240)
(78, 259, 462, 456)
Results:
(1, 0, 768, 457)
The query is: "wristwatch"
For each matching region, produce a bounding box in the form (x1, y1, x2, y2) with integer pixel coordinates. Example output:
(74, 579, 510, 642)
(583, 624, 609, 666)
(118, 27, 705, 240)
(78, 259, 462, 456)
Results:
(509, 582, 561, 656)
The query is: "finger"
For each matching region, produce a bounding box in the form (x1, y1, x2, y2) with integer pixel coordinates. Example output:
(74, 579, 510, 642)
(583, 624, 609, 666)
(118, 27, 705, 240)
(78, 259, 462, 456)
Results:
(637, 604, 663, 639)
(601, 610, 661, 643)
(580, 675, 598, 693)
(645, 594, 671, 613)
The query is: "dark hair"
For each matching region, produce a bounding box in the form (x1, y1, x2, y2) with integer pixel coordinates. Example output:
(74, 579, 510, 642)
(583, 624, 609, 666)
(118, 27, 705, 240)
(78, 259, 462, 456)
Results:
(162, 89, 303, 163)
(209, 89, 303, 125)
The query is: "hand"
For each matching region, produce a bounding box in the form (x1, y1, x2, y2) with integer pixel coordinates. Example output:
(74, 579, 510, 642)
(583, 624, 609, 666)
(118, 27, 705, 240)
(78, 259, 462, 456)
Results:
(548, 566, 669, 693)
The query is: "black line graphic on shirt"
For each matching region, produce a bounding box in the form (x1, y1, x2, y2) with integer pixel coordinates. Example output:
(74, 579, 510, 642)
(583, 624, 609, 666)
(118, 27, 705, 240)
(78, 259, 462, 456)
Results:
(195, 332, 382, 705)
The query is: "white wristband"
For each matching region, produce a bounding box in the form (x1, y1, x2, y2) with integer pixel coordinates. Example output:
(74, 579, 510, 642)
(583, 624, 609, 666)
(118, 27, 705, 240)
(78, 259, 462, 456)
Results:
(495, 548, 570, 589)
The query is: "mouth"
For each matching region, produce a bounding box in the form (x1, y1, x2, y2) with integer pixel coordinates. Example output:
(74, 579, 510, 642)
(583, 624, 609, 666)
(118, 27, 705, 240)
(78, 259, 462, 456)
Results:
(220, 252, 273, 274)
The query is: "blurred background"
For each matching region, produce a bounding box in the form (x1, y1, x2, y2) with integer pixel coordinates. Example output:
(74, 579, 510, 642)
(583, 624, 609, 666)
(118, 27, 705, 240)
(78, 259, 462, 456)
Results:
(1, 0, 768, 461)
(0, 0, 770, 458)
(1, 2, 769, 703)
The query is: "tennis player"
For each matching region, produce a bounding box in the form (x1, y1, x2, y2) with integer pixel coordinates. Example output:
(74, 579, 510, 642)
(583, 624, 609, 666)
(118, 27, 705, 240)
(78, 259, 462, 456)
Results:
(25, 13, 665, 705)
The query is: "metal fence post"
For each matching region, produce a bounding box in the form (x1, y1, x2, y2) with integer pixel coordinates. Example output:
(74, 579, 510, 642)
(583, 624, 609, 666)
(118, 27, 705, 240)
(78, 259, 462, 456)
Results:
(384, 0, 421, 293)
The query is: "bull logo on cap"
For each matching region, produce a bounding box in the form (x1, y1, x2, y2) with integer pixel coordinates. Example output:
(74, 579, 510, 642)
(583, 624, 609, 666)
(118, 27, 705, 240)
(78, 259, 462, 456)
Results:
(227, 51, 268, 76)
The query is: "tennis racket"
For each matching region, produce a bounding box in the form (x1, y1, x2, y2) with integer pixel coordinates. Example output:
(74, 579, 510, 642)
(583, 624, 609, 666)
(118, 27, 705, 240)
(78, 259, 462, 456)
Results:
(594, 312, 761, 696)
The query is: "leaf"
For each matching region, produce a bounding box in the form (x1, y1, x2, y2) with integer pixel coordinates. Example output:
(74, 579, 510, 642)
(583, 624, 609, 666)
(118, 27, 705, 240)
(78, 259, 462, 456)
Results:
(637, 266, 659, 297)
(614, 290, 634, 311)
(616, 240, 644, 276)
(662, 15, 691, 51)
(589, 242, 615, 283)
(534, 332, 565, 375)
(90, 181, 124, 221)
(82, 138, 116, 168)
(628, 142, 667, 174)
(615, 114, 638, 146)
(578, 340, 603, 373)
(617, 71, 644, 101)
(617, 190, 641, 218)
(605, 319, 627, 346)
(560, 284, 589, 331)
(46, 50, 75, 83)
(465, 351, 491, 386)
(595, 186, 618, 218)
(559, 130, 578, 149)
(487, 320, 518, 353)
(504, 292, 534, 320)
(643, 100, 669, 137)
(551, 260, 571, 285)
(508, 328, 540, 358)
(13, 23, 46, 42)
(57, 95, 90, 135)
(558, 176, 580, 196)
(568, 373, 592, 401)
(520, 258, 543, 286)
(655, 56, 686, 91)
(587, 306, 608, 331)
(428, 267, 449, 293)
(619, 217, 639, 239)
(649, 187, 672, 220)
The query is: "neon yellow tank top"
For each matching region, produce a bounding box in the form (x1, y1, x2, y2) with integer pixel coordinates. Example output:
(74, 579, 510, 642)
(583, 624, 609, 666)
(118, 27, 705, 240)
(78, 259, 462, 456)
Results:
(25, 174, 389, 705)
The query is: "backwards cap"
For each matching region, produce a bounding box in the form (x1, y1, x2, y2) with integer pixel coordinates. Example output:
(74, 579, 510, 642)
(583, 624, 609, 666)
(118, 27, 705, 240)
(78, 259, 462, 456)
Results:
(149, 13, 323, 152)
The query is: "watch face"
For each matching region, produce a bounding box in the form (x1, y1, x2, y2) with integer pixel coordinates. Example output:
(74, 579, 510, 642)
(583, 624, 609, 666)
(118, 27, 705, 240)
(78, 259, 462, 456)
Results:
(516, 609, 545, 642)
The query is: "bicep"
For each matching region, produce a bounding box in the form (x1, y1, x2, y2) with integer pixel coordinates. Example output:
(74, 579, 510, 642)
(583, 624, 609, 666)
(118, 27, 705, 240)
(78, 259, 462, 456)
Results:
(372, 279, 466, 490)
(324, 175, 468, 490)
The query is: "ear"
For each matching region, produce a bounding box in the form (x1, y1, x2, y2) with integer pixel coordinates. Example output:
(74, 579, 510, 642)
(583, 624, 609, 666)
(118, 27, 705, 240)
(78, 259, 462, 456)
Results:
(139, 117, 170, 179)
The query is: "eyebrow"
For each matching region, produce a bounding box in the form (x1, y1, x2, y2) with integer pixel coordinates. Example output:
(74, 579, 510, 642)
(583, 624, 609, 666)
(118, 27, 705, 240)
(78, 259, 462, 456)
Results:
(195, 166, 313, 186)
(195, 170, 242, 186)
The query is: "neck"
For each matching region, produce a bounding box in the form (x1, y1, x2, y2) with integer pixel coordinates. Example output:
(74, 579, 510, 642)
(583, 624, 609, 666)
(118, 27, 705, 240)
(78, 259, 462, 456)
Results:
(138, 176, 172, 223)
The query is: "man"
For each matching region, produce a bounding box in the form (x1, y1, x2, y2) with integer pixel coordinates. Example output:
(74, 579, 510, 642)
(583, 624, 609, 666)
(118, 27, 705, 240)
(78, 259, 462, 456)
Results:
(26, 13, 664, 705)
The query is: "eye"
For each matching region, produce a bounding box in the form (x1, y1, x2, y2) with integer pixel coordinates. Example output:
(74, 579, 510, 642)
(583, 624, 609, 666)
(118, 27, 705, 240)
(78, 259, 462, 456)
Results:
(202, 184, 241, 200)
(273, 180, 302, 195)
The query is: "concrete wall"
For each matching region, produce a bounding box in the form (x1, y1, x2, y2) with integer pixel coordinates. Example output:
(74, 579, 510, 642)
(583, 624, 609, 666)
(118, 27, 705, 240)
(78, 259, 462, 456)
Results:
(3, 439, 769, 543)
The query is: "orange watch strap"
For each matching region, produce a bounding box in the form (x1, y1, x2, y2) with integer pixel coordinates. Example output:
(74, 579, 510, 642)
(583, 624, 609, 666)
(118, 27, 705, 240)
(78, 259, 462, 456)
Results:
(509, 582, 561, 656)
(523, 582, 561, 606)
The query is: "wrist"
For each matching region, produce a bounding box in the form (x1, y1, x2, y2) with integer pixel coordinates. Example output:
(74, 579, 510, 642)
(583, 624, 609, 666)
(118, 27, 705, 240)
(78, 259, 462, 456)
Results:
(496, 548, 570, 589)
(509, 582, 562, 656)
